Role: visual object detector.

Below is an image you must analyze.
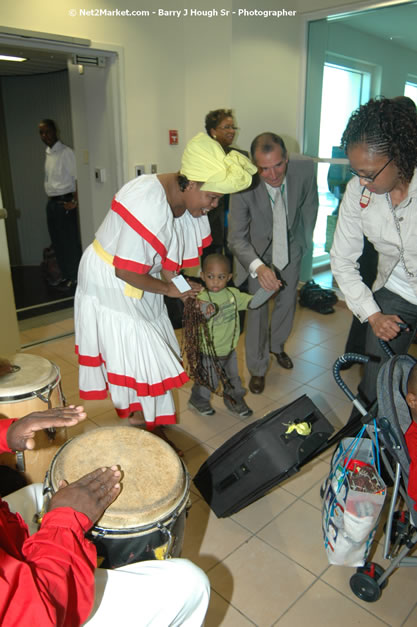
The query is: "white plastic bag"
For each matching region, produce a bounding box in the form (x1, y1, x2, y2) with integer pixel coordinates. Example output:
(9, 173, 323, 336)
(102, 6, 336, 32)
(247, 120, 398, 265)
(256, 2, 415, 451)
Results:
(322, 435, 386, 567)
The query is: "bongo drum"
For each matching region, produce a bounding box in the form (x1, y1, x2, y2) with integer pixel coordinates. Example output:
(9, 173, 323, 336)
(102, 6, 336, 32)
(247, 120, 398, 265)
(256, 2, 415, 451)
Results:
(0, 353, 66, 483)
(45, 426, 190, 569)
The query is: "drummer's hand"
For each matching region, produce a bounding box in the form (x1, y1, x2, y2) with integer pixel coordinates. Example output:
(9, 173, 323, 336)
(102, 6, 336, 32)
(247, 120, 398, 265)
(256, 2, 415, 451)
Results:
(6, 405, 87, 451)
(368, 312, 409, 341)
(49, 466, 121, 525)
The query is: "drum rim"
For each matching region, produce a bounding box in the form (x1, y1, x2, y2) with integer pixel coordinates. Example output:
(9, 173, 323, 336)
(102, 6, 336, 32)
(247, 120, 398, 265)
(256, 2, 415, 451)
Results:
(0, 362, 60, 403)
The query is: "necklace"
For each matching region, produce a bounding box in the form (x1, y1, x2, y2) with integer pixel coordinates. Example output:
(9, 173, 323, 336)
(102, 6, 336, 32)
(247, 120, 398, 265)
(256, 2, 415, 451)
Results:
(385, 193, 415, 278)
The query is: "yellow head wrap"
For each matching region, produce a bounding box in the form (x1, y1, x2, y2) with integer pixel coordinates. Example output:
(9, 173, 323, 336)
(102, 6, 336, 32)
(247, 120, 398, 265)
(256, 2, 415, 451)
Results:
(180, 132, 257, 194)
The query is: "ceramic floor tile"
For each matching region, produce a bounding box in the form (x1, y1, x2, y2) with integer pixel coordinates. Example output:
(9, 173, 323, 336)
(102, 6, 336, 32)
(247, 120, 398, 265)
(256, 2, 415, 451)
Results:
(65, 394, 114, 419)
(403, 604, 417, 626)
(204, 589, 256, 626)
(208, 536, 315, 627)
(307, 370, 354, 401)
(278, 457, 329, 497)
(275, 579, 388, 626)
(321, 542, 417, 626)
(230, 487, 297, 534)
(256, 372, 305, 402)
(19, 323, 70, 344)
(180, 441, 214, 477)
(178, 408, 240, 443)
(181, 499, 252, 572)
(257, 499, 330, 576)
(269, 357, 328, 385)
(89, 408, 121, 427)
(281, 333, 315, 359)
(300, 344, 349, 368)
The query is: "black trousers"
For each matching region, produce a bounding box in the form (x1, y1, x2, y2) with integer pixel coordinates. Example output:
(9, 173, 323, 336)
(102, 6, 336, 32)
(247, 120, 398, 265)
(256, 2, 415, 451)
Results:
(46, 195, 81, 281)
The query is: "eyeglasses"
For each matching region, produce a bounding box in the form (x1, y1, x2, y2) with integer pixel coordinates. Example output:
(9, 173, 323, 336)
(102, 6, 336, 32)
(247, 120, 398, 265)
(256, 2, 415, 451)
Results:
(349, 157, 393, 183)
(217, 125, 238, 131)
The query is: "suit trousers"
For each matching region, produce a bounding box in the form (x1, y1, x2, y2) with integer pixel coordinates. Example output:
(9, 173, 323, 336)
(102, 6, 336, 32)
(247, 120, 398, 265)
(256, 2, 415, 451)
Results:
(245, 242, 303, 376)
(190, 351, 245, 403)
(357, 287, 417, 409)
(46, 196, 82, 281)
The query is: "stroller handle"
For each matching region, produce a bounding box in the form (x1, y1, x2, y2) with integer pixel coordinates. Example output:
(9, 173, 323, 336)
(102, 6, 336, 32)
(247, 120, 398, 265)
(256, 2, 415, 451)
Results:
(333, 353, 369, 403)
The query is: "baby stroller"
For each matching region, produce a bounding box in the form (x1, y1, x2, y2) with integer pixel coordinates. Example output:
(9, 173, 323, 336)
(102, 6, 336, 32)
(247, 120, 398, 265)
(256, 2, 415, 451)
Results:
(325, 348, 417, 602)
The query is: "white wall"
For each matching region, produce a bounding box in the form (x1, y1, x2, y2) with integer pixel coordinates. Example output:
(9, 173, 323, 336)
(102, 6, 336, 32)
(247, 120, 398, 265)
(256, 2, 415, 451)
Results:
(0, 0, 389, 181)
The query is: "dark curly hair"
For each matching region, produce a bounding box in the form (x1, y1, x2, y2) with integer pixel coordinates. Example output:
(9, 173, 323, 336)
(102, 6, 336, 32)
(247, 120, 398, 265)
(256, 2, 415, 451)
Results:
(177, 173, 203, 191)
(205, 109, 233, 136)
(341, 97, 417, 182)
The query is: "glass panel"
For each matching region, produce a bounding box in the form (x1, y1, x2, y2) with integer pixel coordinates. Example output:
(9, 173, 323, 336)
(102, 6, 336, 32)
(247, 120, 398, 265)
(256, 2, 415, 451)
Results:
(405, 81, 417, 106)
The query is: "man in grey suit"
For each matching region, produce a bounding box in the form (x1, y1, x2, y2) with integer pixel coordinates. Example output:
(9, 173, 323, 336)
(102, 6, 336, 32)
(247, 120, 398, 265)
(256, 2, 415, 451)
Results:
(228, 132, 318, 394)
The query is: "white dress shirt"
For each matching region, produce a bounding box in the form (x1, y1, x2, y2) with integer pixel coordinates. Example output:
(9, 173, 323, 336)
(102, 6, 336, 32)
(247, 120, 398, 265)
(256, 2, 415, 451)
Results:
(44, 140, 76, 197)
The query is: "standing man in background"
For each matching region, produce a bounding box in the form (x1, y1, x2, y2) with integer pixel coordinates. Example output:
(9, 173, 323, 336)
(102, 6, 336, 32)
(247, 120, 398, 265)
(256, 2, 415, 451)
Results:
(39, 118, 81, 291)
(228, 132, 319, 394)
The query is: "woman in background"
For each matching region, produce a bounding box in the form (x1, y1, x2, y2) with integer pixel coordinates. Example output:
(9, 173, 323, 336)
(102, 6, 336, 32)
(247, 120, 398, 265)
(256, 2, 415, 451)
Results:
(331, 97, 417, 413)
(203, 109, 249, 260)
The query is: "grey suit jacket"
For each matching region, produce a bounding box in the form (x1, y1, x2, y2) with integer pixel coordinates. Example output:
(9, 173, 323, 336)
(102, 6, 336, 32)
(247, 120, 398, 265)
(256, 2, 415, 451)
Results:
(228, 155, 319, 286)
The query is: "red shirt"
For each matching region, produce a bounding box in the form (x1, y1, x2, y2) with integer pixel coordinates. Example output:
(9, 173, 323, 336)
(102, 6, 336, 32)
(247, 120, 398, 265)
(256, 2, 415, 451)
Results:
(405, 420, 417, 512)
(0, 420, 96, 626)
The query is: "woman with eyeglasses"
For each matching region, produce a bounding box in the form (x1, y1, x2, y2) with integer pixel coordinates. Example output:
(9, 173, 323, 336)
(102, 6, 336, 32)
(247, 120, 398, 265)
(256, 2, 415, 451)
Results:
(203, 109, 248, 259)
(330, 96, 417, 413)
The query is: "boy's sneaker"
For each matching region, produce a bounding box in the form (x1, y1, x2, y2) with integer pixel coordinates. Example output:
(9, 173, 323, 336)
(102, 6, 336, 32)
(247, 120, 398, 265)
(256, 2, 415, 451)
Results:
(223, 395, 253, 417)
(188, 399, 215, 416)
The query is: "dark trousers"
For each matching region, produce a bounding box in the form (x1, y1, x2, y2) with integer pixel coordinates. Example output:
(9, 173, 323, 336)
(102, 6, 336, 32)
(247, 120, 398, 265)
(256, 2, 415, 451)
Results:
(356, 287, 417, 410)
(345, 237, 378, 353)
(46, 195, 81, 281)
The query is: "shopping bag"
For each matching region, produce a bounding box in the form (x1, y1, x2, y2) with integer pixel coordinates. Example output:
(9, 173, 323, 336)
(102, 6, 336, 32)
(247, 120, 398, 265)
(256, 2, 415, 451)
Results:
(322, 430, 386, 566)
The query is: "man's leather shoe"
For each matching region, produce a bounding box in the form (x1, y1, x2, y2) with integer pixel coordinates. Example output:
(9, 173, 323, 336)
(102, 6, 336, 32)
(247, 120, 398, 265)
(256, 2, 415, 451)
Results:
(249, 375, 265, 394)
(274, 352, 293, 369)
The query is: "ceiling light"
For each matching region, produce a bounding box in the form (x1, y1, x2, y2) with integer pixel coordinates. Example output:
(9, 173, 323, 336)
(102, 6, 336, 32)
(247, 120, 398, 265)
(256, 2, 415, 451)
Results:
(0, 54, 27, 62)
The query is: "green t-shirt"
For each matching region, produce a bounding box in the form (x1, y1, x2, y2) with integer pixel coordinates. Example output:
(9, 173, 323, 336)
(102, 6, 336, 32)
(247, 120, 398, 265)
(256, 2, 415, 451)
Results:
(197, 287, 252, 356)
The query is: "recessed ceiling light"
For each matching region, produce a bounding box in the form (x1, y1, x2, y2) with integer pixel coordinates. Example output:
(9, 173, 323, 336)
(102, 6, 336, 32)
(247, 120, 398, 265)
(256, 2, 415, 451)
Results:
(0, 55, 28, 62)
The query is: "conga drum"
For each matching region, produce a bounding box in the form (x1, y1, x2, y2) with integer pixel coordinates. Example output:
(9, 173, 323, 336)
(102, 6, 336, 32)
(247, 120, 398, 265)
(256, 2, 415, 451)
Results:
(45, 426, 190, 569)
(0, 353, 67, 483)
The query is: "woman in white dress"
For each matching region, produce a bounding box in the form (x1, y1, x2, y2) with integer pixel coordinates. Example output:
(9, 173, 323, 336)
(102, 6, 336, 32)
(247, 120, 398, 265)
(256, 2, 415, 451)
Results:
(75, 133, 256, 447)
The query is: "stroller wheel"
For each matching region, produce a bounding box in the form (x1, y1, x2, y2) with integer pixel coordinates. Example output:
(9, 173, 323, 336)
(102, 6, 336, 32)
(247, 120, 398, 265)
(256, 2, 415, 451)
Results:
(350, 562, 386, 602)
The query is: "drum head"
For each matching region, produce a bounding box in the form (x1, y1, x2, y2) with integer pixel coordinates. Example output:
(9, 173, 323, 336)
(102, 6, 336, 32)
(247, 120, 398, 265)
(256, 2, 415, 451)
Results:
(0, 354, 57, 399)
(50, 426, 186, 529)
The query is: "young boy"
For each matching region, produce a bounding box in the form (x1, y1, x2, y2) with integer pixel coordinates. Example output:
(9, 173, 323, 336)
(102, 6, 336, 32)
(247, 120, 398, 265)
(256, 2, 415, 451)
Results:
(188, 254, 253, 418)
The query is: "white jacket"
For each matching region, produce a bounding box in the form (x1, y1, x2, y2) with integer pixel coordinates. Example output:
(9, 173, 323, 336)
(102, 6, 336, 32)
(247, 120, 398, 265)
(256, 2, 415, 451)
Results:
(330, 170, 417, 322)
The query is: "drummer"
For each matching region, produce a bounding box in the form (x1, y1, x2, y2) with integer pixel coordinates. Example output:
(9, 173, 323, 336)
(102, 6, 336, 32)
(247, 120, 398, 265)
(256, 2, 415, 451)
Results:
(0, 405, 210, 626)
(74, 133, 256, 450)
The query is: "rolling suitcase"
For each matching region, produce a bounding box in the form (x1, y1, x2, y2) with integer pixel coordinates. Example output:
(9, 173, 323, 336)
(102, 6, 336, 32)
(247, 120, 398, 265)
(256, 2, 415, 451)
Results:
(193, 394, 334, 517)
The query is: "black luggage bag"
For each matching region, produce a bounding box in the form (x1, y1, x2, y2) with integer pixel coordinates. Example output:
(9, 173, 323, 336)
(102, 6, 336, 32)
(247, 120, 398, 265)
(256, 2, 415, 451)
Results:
(193, 394, 334, 517)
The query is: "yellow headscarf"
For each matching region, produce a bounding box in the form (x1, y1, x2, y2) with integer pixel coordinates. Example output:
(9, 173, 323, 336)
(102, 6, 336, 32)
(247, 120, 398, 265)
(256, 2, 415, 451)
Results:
(180, 132, 257, 194)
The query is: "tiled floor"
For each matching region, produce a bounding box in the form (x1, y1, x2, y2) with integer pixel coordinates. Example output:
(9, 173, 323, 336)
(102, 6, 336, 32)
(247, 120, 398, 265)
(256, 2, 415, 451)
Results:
(17, 302, 417, 626)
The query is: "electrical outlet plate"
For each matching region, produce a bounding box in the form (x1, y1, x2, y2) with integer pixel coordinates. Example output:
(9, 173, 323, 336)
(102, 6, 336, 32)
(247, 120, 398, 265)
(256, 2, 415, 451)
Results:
(151, 164, 157, 174)
(135, 164, 145, 177)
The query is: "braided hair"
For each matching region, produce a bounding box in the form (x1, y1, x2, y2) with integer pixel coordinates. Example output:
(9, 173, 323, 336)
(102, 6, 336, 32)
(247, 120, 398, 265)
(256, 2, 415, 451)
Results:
(341, 97, 417, 183)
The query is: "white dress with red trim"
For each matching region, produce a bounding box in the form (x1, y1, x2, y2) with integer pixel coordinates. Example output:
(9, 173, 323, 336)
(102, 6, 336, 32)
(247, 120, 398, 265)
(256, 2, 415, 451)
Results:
(74, 175, 211, 428)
